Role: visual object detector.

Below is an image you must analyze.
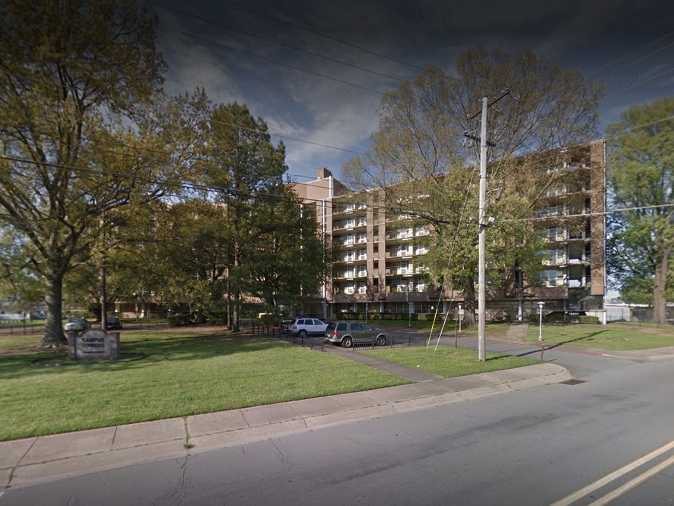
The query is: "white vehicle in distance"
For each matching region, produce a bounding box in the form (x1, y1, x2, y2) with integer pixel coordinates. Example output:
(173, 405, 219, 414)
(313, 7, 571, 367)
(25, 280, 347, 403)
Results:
(289, 318, 328, 337)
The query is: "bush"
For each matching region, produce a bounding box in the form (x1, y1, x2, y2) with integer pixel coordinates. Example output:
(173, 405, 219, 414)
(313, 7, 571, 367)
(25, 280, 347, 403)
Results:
(167, 313, 190, 326)
(579, 315, 600, 324)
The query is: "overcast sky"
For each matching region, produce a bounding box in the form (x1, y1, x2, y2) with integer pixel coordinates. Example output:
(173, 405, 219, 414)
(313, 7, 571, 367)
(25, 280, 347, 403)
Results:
(153, 0, 674, 180)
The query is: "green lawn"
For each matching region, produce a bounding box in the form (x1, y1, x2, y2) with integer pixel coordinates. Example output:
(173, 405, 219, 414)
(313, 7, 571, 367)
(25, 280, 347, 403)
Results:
(365, 346, 537, 378)
(523, 322, 674, 350)
(369, 319, 512, 336)
(0, 329, 406, 441)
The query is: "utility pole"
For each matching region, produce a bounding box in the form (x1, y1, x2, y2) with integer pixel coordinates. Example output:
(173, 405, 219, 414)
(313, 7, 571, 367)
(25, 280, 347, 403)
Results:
(477, 97, 488, 362)
(465, 90, 511, 362)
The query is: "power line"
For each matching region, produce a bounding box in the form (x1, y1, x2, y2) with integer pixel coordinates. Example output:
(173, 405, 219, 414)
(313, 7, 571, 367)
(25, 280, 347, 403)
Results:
(501, 203, 674, 224)
(184, 30, 389, 98)
(605, 113, 674, 138)
(3, 112, 672, 214)
(588, 30, 674, 80)
(0, 154, 430, 216)
(163, 6, 407, 84)
(222, 2, 424, 73)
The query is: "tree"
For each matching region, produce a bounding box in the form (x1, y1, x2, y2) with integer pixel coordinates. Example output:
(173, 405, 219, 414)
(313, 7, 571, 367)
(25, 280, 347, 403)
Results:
(607, 97, 674, 323)
(0, 1, 207, 345)
(149, 200, 231, 319)
(243, 187, 327, 312)
(343, 49, 600, 323)
(0, 226, 44, 312)
(201, 103, 288, 330)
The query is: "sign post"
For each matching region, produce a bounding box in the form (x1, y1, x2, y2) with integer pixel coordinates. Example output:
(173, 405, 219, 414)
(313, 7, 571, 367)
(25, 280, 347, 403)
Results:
(458, 304, 464, 334)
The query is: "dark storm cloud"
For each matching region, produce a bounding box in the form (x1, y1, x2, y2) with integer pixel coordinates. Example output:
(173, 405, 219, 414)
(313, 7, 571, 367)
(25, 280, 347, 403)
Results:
(154, 0, 674, 177)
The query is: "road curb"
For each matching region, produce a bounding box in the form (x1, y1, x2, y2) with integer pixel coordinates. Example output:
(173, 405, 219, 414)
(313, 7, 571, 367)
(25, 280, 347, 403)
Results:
(2, 363, 571, 490)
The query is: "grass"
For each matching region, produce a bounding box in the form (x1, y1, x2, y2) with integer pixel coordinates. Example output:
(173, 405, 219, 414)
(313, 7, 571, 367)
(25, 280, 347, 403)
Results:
(0, 319, 46, 329)
(0, 328, 406, 441)
(365, 346, 537, 378)
(368, 319, 513, 336)
(523, 322, 674, 351)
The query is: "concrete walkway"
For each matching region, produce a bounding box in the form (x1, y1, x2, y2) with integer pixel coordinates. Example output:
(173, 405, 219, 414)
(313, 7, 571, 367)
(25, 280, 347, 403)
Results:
(0, 363, 570, 491)
(326, 347, 442, 382)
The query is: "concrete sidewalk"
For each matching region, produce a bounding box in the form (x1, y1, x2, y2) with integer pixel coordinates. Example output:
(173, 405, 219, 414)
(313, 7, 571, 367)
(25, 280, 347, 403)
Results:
(326, 347, 442, 382)
(0, 363, 570, 491)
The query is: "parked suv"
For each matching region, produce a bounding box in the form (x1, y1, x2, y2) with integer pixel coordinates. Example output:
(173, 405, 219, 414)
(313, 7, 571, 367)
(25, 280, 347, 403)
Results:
(325, 321, 387, 348)
(105, 315, 123, 330)
(64, 317, 89, 333)
(289, 318, 328, 337)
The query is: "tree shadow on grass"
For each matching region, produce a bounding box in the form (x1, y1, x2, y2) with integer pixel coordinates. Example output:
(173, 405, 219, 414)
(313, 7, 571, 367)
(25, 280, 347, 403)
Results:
(0, 334, 291, 381)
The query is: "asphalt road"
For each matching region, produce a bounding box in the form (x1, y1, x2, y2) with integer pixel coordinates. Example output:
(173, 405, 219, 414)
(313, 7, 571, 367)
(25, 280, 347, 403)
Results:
(3, 342, 674, 506)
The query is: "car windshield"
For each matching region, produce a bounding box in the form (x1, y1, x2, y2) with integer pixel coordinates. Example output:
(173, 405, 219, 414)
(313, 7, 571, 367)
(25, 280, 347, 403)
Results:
(326, 323, 335, 331)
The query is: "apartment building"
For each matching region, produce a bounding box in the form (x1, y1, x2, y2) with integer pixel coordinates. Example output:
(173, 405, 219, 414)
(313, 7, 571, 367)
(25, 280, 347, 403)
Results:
(291, 141, 606, 319)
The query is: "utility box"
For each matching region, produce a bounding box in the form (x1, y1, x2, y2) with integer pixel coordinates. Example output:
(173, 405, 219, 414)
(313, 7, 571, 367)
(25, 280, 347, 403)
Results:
(67, 330, 120, 360)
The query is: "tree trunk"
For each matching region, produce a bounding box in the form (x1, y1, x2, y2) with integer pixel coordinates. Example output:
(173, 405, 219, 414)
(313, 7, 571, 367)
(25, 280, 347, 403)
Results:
(653, 246, 670, 325)
(226, 270, 231, 329)
(462, 275, 477, 326)
(43, 271, 66, 346)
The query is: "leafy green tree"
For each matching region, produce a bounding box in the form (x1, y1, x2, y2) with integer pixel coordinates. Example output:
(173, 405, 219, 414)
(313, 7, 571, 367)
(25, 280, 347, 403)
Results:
(0, 1, 206, 345)
(0, 227, 44, 312)
(344, 49, 600, 322)
(150, 200, 231, 319)
(607, 97, 674, 323)
(243, 187, 327, 312)
(201, 103, 288, 330)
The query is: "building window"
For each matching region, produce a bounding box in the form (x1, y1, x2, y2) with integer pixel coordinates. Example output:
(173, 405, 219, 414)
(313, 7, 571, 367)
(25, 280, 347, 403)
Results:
(542, 249, 566, 266)
(539, 270, 565, 287)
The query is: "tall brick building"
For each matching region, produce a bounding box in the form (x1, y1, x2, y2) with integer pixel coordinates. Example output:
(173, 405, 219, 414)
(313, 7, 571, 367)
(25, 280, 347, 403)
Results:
(291, 141, 606, 320)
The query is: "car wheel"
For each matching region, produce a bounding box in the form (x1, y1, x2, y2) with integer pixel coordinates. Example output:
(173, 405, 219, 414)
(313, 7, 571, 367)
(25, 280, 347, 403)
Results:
(376, 335, 386, 346)
(299, 330, 307, 338)
(341, 336, 353, 348)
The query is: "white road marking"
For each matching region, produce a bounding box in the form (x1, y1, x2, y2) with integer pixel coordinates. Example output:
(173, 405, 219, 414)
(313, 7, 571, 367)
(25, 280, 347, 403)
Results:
(551, 439, 674, 506)
(587, 453, 674, 506)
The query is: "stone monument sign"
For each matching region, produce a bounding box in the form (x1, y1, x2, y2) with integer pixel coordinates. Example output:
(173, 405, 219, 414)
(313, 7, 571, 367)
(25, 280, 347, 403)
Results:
(68, 329, 120, 360)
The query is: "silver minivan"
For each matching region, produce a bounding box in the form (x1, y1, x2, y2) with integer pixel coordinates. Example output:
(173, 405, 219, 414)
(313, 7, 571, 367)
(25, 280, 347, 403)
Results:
(325, 321, 387, 348)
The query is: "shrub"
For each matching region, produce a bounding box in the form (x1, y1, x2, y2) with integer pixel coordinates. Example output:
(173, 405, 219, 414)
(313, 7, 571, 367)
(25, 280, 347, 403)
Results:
(167, 313, 189, 326)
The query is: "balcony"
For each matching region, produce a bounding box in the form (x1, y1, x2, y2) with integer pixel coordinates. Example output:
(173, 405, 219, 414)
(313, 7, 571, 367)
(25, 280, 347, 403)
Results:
(332, 203, 367, 218)
(386, 250, 414, 259)
(529, 286, 569, 299)
(385, 233, 414, 243)
(332, 293, 370, 303)
(381, 290, 435, 302)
